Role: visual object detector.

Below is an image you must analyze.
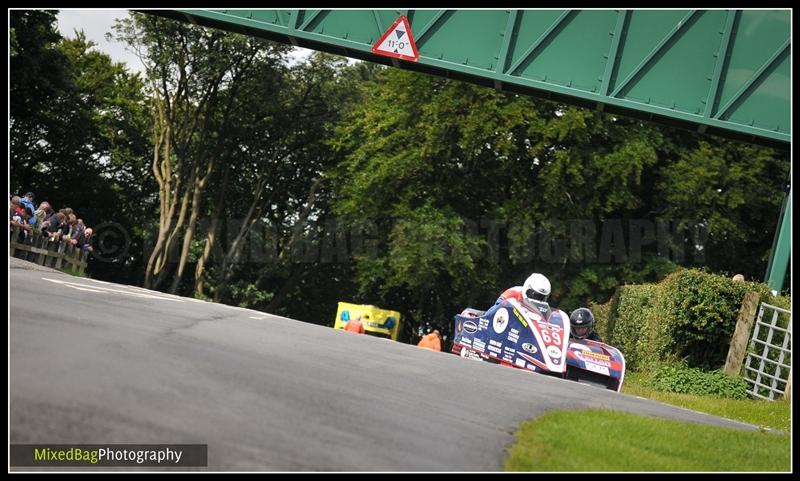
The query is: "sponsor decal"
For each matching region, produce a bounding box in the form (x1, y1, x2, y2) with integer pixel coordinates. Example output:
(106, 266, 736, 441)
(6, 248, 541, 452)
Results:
(538, 322, 562, 332)
(493, 309, 509, 334)
(478, 318, 490, 330)
(463, 321, 478, 333)
(507, 328, 520, 344)
(472, 339, 486, 352)
(547, 345, 562, 359)
(521, 343, 538, 354)
(489, 340, 502, 347)
(504, 347, 516, 356)
(459, 338, 471, 347)
(488, 344, 502, 354)
(519, 352, 547, 369)
(579, 356, 610, 367)
(575, 350, 612, 366)
(457, 321, 462, 332)
(460, 347, 482, 361)
(584, 362, 610, 376)
(582, 351, 611, 361)
(515, 358, 526, 368)
(512, 308, 528, 328)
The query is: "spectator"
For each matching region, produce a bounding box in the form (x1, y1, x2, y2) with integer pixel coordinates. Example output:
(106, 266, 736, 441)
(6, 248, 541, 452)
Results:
(417, 329, 442, 351)
(66, 215, 81, 239)
(10, 196, 21, 220)
(34, 202, 51, 227)
(732, 274, 745, 282)
(79, 227, 94, 253)
(58, 214, 75, 240)
(70, 220, 86, 246)
(45, 212, 66, 241)
(10, 207, 32, 241)
(19, 192, 36, 225)
(344, 315, 366, 334)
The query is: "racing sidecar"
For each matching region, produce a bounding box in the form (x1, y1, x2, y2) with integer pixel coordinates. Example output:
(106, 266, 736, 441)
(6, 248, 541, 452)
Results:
(451, 298, 570, 376)
(451, 298, 625, 391)
(564, 338, 626, 392)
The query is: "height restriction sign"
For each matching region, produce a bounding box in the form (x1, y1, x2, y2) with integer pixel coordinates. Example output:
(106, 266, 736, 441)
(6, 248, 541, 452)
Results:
(371, 15, 419, 62)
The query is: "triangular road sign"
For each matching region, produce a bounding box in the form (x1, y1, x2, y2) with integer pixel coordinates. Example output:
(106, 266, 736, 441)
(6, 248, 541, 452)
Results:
(371, 15, 419, 62)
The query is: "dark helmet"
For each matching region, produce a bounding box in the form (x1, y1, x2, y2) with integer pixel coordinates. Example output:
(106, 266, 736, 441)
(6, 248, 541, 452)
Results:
(569, 307, 595, 339)
(421, 323, 436, 336)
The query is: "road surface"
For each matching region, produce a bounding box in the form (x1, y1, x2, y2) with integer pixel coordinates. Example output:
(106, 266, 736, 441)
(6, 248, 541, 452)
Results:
(9, 259, 764, 471)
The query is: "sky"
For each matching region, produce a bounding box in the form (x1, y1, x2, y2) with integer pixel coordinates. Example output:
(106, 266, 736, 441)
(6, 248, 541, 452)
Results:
(56, 10, 145, 73)
(55, 9, 316, 74)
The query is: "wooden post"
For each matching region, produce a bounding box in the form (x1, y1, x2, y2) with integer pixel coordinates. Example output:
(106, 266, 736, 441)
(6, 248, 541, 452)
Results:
(10, 226, 19, 258)
(724, 291, 761, 376)
(784, 367, 791, 401)
(37, 235, 48, 265)
(54, 241, 65, 270)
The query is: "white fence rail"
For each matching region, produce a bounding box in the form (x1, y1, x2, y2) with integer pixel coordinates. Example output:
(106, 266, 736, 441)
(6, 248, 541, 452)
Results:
(743, 303, 792, 400)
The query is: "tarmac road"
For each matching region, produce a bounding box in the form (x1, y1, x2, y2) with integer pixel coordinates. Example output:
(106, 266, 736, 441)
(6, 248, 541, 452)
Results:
(9, 259, 765, 471)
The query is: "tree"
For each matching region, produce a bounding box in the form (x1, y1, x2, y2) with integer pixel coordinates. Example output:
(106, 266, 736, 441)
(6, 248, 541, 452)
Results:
(112, 13, 292, 292)
(11, 10, 153, 284)
(328, 66, 776, 334)
(198, 53, 366, 314)
(656, 139, 789, 280)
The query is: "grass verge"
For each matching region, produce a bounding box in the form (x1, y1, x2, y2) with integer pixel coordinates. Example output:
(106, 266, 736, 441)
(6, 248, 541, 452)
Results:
(621, 371, 791, 432)
(505, 409, 790, 472)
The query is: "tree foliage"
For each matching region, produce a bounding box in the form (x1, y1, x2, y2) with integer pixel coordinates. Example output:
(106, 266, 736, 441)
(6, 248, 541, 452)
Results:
(328, 67, 788, 336)
(11, 11, 789, 342)
(10, 10, 153, 283)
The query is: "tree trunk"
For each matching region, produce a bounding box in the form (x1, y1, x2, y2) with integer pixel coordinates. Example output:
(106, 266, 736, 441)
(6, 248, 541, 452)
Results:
(194, 162, 230, 298)
(169, 156, 215, 294)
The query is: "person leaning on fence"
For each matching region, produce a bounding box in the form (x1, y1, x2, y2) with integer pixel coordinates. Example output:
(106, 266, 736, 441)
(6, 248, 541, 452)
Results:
(79, 228, 94, 252)
(19, 192, 36, 226)
(44, 212, 66, 241)
(10, 196, 21, 220)
(10, 207, 32, 241)
(34, 202, 51, 229)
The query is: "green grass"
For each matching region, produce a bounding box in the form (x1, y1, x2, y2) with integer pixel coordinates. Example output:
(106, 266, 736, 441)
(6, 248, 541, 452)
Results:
(505, 409, 790, 472)
(621, 371, 791, 432)
(61, 266, 89, 278)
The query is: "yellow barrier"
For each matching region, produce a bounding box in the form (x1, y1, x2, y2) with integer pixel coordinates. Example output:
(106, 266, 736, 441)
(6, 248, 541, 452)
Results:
(334, 302, 402, 340)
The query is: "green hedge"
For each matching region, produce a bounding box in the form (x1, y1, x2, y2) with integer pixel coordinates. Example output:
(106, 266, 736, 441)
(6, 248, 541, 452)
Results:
(602, 284, 671, 371)
(661, 270, 779, 370)
(644, 362, 749, 399)
(596, 268, 790, 372)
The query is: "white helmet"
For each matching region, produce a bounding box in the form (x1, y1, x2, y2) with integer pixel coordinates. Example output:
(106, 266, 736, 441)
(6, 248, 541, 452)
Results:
(523, 273, 551, 303)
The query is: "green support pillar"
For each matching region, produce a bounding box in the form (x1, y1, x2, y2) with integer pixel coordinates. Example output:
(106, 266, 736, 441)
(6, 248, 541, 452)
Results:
(765, 188, 791, 293)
